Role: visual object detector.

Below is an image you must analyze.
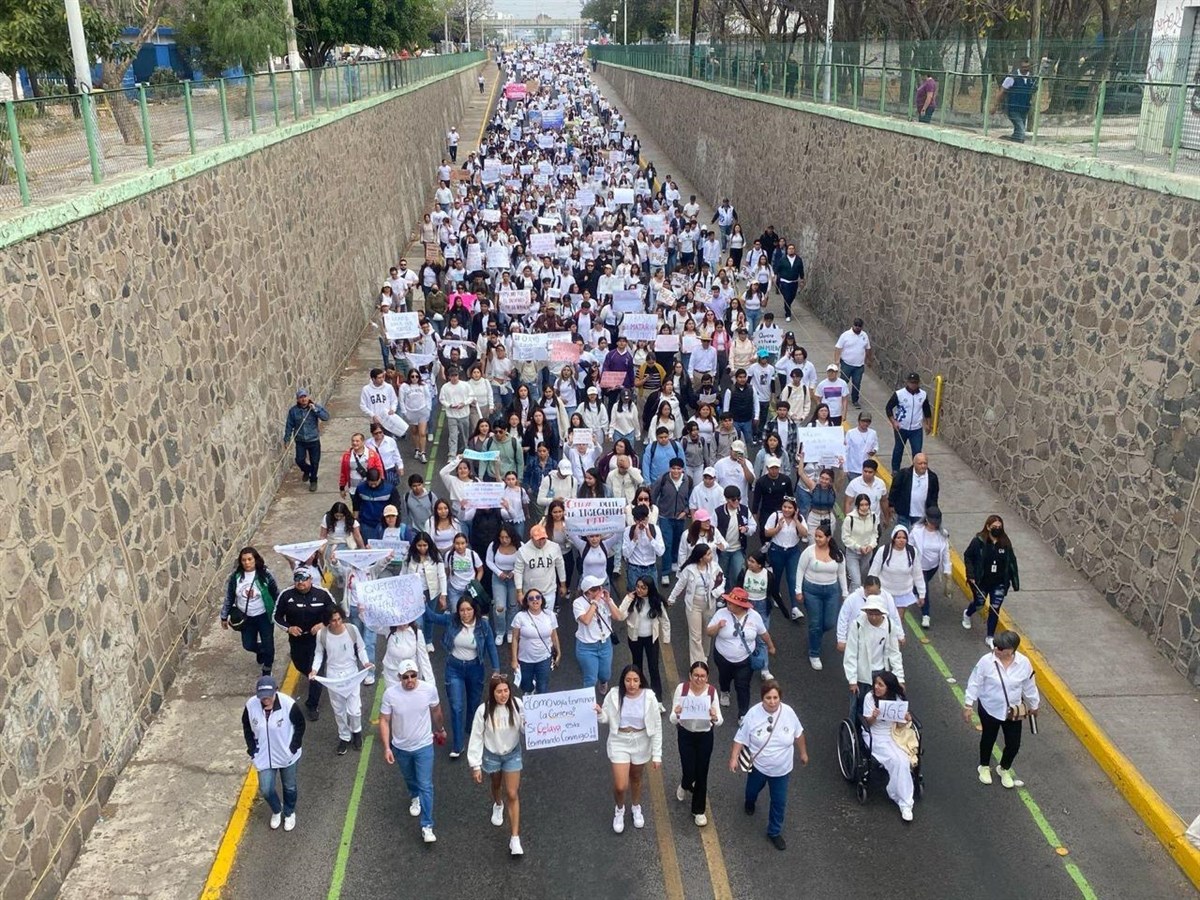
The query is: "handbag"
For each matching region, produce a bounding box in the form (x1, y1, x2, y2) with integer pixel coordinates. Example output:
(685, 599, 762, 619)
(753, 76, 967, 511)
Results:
(737, 713, 777, 773)
(995, 660, 1030, 721)
(226, 604, 246, 631)
(734, 617, 767, 672)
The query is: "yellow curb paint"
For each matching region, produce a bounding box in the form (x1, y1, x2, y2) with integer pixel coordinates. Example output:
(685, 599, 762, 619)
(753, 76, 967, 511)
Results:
(200, 663, 301, 899)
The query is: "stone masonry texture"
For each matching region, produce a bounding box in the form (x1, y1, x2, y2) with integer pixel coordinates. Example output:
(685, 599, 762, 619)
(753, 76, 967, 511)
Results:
(0, 64, 480, 899)
(599, 64, 1200, 685)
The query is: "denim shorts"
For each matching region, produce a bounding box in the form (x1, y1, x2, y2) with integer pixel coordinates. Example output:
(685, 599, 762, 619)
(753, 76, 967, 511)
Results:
(481, 744, 523, 774)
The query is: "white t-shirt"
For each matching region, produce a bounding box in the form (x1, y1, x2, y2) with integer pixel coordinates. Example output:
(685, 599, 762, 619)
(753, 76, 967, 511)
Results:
(380, 681, 439, 752)
(709, 608, 767, 663)
(573, 595, 614, 645)
(764, 512, 804, 549)
(835, 329, 871, 366)
(451, 626, 477, 661)
(237, 571, 266, 617)
(734, 703, 803, 777)
(447, 550, 482, 591)
(909, 472, 930, 519)
(619, 692, 647, 729)
(511, 609, 557, 663)
(845, 475, 887, 515)
(815, 378, 850, 418)
(843, 427, 879, 474)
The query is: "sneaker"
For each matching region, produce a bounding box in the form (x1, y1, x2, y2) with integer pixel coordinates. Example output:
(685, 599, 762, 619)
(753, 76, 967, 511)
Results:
(660, 575, 670, 586)
(509, 836, 524, 856)
(658, 702, 666, 714)
(760, 669, 774, 680)
(790, 607, 802, 621)
(694, 813, 708, 827)
(985, 636, 995, 650)
(495, 634, 504, 646)
(785, 316, 792, 322)
(364, 674, 375, 686)
(809, 656, 823, 671)
(270, 812, 282, 830)
(449, 751, 461, 760)
(308, 480, 318, 493)
(997, 767, 1024, 789)
(719, 691, 731, 707)
(410, 797, 421, 817)
(921, 615, 931, 628)
(337, 739, 350, 755)
(491, 803, 504, 826)
(631, 805, 645, 829)
(900, 804, 914, 822)
(261, 666, 272, 676)
(744, 801, 755, 815)
(305, 705, 319, 722)
(422, 826, 437, 843)
(352, 732, 363, 751)
(978, 765, 993, 785)
(961, 611, 972, 630)
(676, 785, 689, 802)
(613, 805, 626, 833)
(426, 642, 436, 653)
(769, 834, 787, 850)
(283, 814, 296, 832)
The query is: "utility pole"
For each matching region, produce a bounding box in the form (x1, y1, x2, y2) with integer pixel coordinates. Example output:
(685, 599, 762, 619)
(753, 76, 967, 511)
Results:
(63, 0, 93, 90)
(623, 0, 628, 45)
(687, 0, 699, 77)
(674, 0, 680, 43)
(822, 0, 835, 102)
(282, 0, 303, 71)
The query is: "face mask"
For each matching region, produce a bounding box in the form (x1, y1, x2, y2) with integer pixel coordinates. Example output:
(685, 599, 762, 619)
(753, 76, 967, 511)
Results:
(989, 526, 1002, 536)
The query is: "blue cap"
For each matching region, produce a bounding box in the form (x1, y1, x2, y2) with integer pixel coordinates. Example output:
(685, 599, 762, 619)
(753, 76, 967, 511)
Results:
(296, 388, 309, 398)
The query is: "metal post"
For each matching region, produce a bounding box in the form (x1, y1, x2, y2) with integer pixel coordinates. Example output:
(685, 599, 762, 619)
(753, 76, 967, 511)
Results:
(137, 84, 154, 165)
(218, 78, 231, 142)
(822, 0, 835, 102)
(270, 71, 280, 126)
(1090, 80, 1106, 156)
(851, 63, 858, 109)
(246, 72, 259, 133)
(1030, 77, 1043, 143)
(291, 70, 300, 119)
(982, 75, 992, 135)
(931, 375, 944, 436)
(63, 0, 94, 91)
(830, 60, 837, 104)
(879, 67, 886, 113)
(939, 72, 950, 125)
(183, 81, 197, 153)
(1169, 81, 1188, 171)
(4, 100, 31, 205)
(334, 65, 342, 106)
(79, 92, 102, 183)
(308, 68, 317, 115)
(907, 67, 916, 118)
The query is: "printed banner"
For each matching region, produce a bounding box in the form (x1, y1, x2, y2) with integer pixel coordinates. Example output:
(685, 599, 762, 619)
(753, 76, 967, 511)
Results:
(504, 82, 527, 100)
(523, 688, 599, 750)
(463, 449, 500, 462)
(542, 107, 564, 130)
(356, 574, 426, 629)
(564, 497, 626, 535)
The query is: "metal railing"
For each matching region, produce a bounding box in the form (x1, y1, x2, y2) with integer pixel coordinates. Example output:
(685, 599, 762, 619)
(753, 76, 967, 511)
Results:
(592, 45, 1200, 180)
(0, 51, 485, 211)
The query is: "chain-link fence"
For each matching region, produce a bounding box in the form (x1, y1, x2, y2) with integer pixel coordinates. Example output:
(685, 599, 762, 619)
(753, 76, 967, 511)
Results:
(0, 51, 485, 213)
(592, 43, 1200, 181)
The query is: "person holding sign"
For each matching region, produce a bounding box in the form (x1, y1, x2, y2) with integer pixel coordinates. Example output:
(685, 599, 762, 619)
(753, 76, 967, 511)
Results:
(860, 670, 917, 821)
(669, 661, 723, 827)
(310, 608, 374, 755)
(467, 673, 527, 857)
(596, 665, 663, 834)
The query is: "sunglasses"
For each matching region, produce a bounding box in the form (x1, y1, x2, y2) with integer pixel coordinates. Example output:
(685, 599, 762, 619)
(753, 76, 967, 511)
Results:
(400, 673, 418, 680)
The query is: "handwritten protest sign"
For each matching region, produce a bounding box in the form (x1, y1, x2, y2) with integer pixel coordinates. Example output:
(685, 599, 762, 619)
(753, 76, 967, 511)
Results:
(356, 574, 426, 629)
(754, 331, 782, 356)
(504, 82, 527, 100)
(480, 209, 501, 223)
(549, 341, 580, 363)
(642, 214, 667, 236)
(523, 689, 599, 750)
(878, 700, 910, 724)
(570, 429, 595, 448)
(798, 427, 846, 467)
(374, 535, 410, 558)
(679, 692, 712, 721)
(613, 188, 636, 205)
(656, 288, 676, 308)
(681, 335, 701, 355)
(511, 333, 549, 361)
(486, 244, 510, 269)
(499, 288, 532, 315)
(529, 233, 556, 256)
(655, 334, 680, 353)
(564, 497, 626, 535)
(621, 314, 658, 342)
(463, 481, 506, 509)
(577, 189, 596, 208)
(600, 371, 626, 389)
(384, 312, 420, 340)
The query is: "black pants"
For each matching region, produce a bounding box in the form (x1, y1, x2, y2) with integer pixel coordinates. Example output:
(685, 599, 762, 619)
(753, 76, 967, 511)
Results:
(449, 145, 458, 161)
(294, 439, 321, 483)
(629, 635, 662, 698)
(978, 704, 1022, 769)
(241, 613, 275, 670)
(714, 649, 752, 718)
(289, 636, 323, 708)
(677, 727, 714, 816)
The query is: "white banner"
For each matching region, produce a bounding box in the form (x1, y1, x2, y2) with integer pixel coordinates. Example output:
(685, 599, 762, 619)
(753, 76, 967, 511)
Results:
(878, 699, 910, 723)
(313, 666, 373, 700)
(621, 313, 658, 342)
(564, 497, 626, 535)
(612, 290, 643, 314)
(384, 312, 420, 340)
(798, 427, 846, 466)
(463, 481, 506, 509)
(499, 288, 532, 315)
(274, 540, 327, 564)
(486, 244, 510, 269)
(613, 188, 636, 205)
(642, 214, 666, 236)
(511, 332, 549, 361)
(523, 688, 600, 750)
(678, 692, 712, 721)
(356, 574, 426, 629)
(754, 331, 782, 356)
(480, 209, 501, 223)
(654, 334, 680, 353)
(576, 189, 595, 209)
(569, 428, 595, 448)
(334, 549, 392, 572)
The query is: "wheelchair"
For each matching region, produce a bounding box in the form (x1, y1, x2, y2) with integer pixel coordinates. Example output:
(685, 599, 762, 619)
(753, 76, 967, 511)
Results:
(836, 711, 924, 804)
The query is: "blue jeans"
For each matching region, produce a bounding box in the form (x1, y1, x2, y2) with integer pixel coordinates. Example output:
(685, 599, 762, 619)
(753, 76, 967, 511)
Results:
(625, 562, 658, 594)
(745, 768, 790, 837)
(659, 517, 686, 574)
(965, 584, 1009, 638)
(752, 597, 772, 629)
(294, 440, 321, 483)
(491, 574, 516, 634)
(718, 549, 746, 591)
(891, 427, 924, 472)
(257, 762, 298, 816)
(746, 308, 762, 334)
(347, 606, 377, 666)
(921, 568, 937, 617)
(840, 361, 864, 406)
(768, 543, 801, 613)
(395, 742, 435, 828)
(1007, 109, 1028, 142)
(734, 420, 754, 445)
(575, 639, 613, 688)
(445, 656, 485, 754)
(803, 578, 841, 658)
(240, 612, 275, 670)
(519, 657, 552, 695)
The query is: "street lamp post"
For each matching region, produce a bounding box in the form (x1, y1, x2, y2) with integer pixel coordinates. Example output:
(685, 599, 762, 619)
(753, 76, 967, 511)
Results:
(623, 0, 628, 45)
(610, 9, 618, 42)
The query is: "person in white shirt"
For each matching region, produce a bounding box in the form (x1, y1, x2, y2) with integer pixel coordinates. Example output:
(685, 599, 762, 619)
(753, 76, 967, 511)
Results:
(669, 660, 723, 827)
(962, 632, 1040, 789)
(574, 575, 627, 696)
(713, 440, 754, 501)
(360, 368, 398, 426)
(705, 589, 775, 721)
(842, 412, 879, 480)
(688, 466, 724, 515)
(310, 608, 373, 754)
(729, 680, 808, 851)
(595, 663, 663, 834)
(841, 493, 880, 592)
(467, 673, 527, 857)
(837, 578, 904, 652)
(843, 597, 905, 717)
(438, 366, 475, 457)
(368, 424, 403, 488)
(910, 507, 952, 628)
(869, 525, 925, 610)
(794, 524, 848, 668)
(861, 670, 918, 821)
(814, 364, 852, 425)
(833, 318, 871, 408)
(379, 660, 446, 843)
(844, 460, 889, 518)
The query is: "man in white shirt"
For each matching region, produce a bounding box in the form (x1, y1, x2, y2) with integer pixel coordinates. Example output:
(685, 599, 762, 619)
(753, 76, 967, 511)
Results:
(833, 318, 871, 408)
(814, 364, 852, 426)
(447, 126, 460, 162)
(438, 366, 474, 457)
(714, 440, 754, 501)
(845, 460, 889, 517)
(683, 195, 700, 220)
(687, 336, 718, 391)
(379, 659, 445, 843)
(842, 412, 880, 480)
(360, 369, 397, 426)
(689, 466, 724, 515)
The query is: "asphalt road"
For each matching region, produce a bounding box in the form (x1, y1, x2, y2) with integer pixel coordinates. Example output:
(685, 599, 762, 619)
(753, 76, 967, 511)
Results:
(224, 374, 1192, 900)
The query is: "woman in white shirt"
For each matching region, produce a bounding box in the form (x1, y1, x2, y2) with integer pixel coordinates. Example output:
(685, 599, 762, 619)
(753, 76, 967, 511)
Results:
(423, 499, 460, 559)
(669, 661, 723, 827)
(869, 524, 925, 612)
(405, 533, 447, 653)
(795, 524, 848, 670)
(909, 506, 952, 629)
(485, 525, 522, 643)
(729, 680, 808, 851)
(668, 542, 725, 665)
(509, 590, 559, 695)
(440, 456, 479, 541)
(963, 631, 1040, 789)
(399, 370, 433, 463)
(595, 664, 663, 834)
(467, 673, 527, 856)
(574, 575, 627, 695)
(619, 577, 671, 707)
(705, 589, 775, 721)
(762, 497, 808, 623)
(467, 363, 494, 432)
(676, 511, 726, 572)
(445, 533, 483, 608)
(861, 670, 918, 821)
(840, 493, 879, 595)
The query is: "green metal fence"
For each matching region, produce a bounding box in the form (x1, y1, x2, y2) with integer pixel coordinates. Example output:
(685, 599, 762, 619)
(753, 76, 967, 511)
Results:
(0, 51, 485, 212)
(591, 44, 1200, 179)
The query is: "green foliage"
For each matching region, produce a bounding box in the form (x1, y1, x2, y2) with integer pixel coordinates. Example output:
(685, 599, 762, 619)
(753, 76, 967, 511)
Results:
(291, 0, 428, 65)
(0, 0, 120, 82)
(177, 0, 288, 76)
(581, 0, 673, 42)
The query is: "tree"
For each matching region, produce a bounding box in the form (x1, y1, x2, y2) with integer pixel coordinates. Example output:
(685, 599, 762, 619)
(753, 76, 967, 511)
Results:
(177, 0, 288, 77)
(0, 0, 119, 100)
(87, 0, 175, 144)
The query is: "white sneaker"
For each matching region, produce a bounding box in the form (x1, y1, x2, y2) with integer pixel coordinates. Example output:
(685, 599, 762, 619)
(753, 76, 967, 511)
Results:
(676, 785, 689, 802)
(426, 642, 436, 652)
(809, 656, 823, 671)
(790, 607, 802, 621)
(997, 767, 1024, 789)
(900, 805, 914, 822)
(719, 691, 731, 707)
(658, 702, 666, 714)
(364, 674, 375, 686)
(283, 814, 296, 832)
(509, 836, 524, 856)
(694, 813, 708, 826)
(631, 805, 645, 829)
(920, 615, 931, 628)
(495, 634, 504, 646)
(985, 636, 995, 650)
(491, 803, 504, 826)
(410, 797, 421, 817)
(269, 812, 282, 830)
(978, 765, 993, 785)
(760, 669, 774, 681)
(613, 805, 626, 833)
(961, 612, 972, 630)
(660, 575, 670, 586)
(422, 826, 437, 843)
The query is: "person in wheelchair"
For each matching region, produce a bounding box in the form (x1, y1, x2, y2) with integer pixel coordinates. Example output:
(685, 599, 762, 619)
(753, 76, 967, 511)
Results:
(861, 671, 918, 821)
(843, 596, 905, 722)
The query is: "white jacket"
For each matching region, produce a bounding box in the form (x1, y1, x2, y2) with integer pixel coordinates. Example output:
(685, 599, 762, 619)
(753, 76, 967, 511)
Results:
(843, 612, 905, 686)
(598, 687, 663, 763)
(243, 692, 304, 771)
(619, 592, 672, 643)
(666, 563, 724, 614)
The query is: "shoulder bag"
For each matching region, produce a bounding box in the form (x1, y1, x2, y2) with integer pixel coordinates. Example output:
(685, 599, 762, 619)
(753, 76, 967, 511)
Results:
(737, 712, 778, 773)
(733, 616, 768, 672)
(995, 660, 1030, 721)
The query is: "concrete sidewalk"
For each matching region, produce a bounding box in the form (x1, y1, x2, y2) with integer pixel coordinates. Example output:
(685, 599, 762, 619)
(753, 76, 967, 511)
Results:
(595, 70, 1200, 885)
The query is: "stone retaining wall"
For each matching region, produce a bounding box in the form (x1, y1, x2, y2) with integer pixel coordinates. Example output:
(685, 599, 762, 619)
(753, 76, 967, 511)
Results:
(600, 64, 1200, 684)
(0, 63, 480, 899)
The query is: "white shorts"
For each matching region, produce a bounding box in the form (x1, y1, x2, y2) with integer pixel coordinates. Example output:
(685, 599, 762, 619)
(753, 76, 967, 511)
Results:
(607, 729, 652, 765)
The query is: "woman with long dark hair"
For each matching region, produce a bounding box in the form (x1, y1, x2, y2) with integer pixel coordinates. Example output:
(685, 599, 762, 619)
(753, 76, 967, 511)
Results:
(669, 661, 722, 827)
(595, 664, 663, 834)
(405, 531, 447, 654)
(861, 670, 918, 821)
(220, 547, 281, 675)
(668, 542, 724, 665)
(427, 595, 500, 759)
(619, 577, 670, 706)
(795, 524, 847, 670)
(468, 673, 527, 856)
(962, 514, 1021, 648)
